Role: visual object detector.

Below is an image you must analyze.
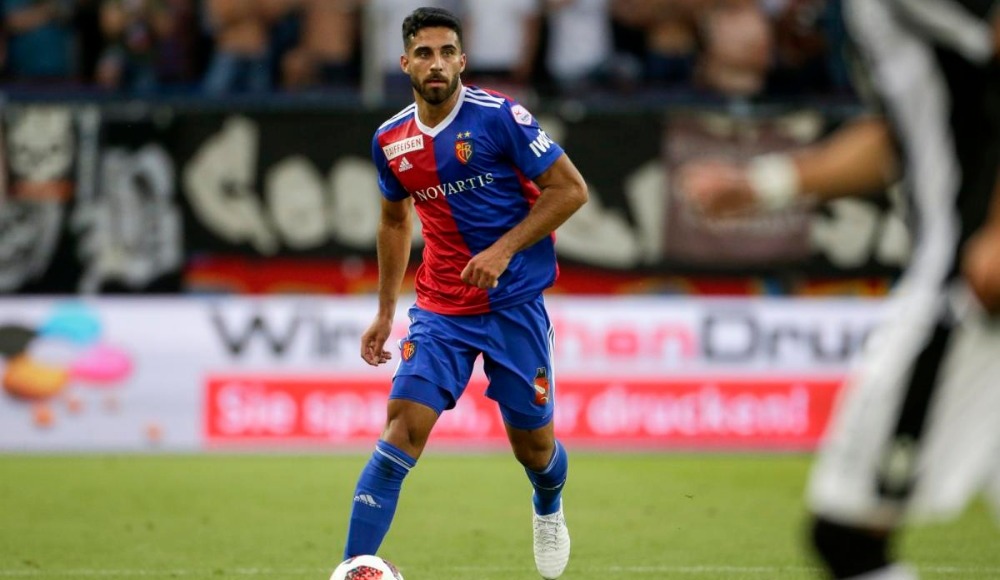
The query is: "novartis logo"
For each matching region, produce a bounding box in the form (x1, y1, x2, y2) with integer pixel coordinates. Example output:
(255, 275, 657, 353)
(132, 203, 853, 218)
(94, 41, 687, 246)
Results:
(412, 173, 495, 203)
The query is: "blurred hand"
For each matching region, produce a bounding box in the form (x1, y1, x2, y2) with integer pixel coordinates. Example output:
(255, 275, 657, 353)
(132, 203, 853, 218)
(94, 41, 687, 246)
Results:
(360, 316, 394, 366)
(962, 223, 1000, 315)
(676, 159, 758, 217)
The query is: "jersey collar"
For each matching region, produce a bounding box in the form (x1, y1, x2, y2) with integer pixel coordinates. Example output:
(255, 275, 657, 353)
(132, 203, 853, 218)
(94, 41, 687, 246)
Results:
(414, 84, 466, 138)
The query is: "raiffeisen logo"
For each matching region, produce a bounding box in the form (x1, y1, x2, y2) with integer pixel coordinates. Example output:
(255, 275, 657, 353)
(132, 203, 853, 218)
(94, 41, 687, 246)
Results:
(0, 303, 132, 428)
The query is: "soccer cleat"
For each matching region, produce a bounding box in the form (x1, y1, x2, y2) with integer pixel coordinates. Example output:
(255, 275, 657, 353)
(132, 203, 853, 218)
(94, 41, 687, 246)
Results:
(533, 506, 570, 579)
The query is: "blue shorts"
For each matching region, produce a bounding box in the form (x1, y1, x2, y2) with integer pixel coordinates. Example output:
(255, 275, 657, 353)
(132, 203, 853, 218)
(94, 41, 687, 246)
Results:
(390, 295, 555, 430)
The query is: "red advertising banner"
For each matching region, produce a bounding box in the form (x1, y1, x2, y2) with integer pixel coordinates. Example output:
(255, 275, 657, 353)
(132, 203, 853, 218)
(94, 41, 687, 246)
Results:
(204, 375, 843, 450)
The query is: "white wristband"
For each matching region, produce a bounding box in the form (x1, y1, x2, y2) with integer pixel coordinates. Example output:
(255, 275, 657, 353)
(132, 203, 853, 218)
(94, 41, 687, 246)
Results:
(747, 154, 800, 211)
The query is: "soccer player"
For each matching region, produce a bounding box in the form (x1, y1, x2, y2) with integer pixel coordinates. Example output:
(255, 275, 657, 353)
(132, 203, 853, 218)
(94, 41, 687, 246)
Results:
(678, 1, 1000, 578)
(342, 7, 588, 579)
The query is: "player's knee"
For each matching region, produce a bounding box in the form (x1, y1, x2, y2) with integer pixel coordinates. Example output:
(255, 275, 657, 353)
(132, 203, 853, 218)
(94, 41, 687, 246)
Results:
(382, 403, 436, 457)
(511, 439, 555, 471)
(810, 516, 891, 578)
(514, 449, 547, 472)
(382, 421, 428, 457)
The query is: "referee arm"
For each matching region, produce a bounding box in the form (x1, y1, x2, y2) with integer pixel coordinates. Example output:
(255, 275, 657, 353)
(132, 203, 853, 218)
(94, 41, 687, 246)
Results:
(678, 117, 898, 217)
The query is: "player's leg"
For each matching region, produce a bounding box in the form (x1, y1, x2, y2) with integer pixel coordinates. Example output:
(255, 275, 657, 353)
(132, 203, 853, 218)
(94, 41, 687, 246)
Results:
(485, 298, 567, 516)
(343, 396, 437, 559)
(810, 308, 1000, 579)
(504, 414, 570, 580)
(805, 305, 938, 577)
(484, 296, 569, 578)
(505, 417, 566, 515)
(808, 283, 1000, 577)
(344, 307, 477, 558)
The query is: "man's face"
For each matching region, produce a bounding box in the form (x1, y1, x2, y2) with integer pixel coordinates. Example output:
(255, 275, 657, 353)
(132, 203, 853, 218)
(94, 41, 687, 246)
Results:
(402, 27, 466, 105)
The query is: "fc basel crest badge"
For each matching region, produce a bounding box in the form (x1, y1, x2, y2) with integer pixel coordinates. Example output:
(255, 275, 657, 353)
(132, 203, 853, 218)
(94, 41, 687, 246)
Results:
(533, 367, 550, 405)
(455, 136, 473, 164)
(401, 340, 417, 361)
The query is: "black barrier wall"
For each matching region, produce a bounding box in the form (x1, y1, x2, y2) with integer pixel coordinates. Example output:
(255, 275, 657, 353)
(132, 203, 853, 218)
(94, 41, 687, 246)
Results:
(0, 101, 905, 295)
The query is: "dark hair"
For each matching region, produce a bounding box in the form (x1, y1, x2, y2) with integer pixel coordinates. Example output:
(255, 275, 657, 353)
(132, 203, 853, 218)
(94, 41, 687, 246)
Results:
(401, 7, 464, 50)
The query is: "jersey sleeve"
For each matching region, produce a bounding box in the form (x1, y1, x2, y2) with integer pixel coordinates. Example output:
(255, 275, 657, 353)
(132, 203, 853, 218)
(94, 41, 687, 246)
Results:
(493, 100, 565, 180)
(371, 132, 410, 202)
(890, 0, 997, 63)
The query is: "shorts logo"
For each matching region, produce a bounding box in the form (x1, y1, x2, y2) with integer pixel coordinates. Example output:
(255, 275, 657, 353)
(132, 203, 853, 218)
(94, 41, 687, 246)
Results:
(533, 367, 550, 405)
(455, 132, 473, 164)
(401, 340, 417, 362)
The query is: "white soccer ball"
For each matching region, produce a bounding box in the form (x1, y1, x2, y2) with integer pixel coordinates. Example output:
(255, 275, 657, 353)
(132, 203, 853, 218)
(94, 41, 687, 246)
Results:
(329, 555, 405, 580)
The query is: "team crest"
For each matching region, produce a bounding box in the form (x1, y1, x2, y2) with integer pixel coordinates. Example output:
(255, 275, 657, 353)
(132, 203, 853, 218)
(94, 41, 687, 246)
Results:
(455, 139, 473, 164)
(401, 340, 417, 361)
(533, 367, 550, 405)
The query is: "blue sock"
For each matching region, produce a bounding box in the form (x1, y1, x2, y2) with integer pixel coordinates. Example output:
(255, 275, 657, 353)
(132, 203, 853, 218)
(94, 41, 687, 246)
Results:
(343, 440, 416, 558)
(525, 440, 568, 516)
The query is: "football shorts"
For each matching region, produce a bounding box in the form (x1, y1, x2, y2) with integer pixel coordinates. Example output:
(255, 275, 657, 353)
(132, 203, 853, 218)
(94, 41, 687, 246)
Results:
(390, 295, 556, 430)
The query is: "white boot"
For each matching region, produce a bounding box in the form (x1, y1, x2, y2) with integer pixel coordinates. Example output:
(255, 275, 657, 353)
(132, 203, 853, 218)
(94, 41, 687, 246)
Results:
(533, 505, 570, 579)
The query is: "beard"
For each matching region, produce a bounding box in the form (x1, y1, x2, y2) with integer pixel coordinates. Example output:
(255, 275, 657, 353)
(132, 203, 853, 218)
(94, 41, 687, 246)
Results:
(411, 73, 460, 105)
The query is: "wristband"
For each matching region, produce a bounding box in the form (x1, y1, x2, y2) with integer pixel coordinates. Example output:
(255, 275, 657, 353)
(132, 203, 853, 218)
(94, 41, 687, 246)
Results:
(747, 154, 800, 211)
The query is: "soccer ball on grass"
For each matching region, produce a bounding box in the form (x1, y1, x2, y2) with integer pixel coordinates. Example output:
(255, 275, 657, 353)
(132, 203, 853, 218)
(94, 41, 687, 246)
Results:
(330, 555, 404, 580)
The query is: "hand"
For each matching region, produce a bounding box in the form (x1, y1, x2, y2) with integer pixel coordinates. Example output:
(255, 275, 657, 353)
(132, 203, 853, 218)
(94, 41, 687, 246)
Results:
(360, 316, 394, 366)
(676, 159, 759, 217)
(962, 223, 1000, 315)
(460, 245, 510, 289)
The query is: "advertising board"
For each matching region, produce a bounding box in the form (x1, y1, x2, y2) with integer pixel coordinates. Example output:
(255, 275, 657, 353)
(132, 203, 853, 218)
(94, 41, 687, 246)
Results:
(0, 296, 883, 451)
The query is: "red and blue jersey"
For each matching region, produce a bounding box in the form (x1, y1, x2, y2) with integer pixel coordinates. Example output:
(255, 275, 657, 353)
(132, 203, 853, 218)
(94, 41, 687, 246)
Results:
(372, 85, 566, 315)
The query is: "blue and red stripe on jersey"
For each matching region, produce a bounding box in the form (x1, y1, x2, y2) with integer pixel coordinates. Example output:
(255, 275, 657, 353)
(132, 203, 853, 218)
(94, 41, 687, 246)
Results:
(372, 85, 565, 315)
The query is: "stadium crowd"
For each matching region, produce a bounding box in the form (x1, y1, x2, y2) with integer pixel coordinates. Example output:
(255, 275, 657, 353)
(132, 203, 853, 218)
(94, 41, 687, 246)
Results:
(0, 0, 852, 101)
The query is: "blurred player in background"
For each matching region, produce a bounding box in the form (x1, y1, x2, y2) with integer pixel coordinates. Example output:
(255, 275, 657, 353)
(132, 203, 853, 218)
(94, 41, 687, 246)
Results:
(342, 7, 588, 579)
(679, 0, 1000, 578)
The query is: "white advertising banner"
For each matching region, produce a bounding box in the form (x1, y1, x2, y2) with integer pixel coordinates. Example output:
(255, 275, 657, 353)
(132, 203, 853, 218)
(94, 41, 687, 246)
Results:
(0, 296, 885, 452)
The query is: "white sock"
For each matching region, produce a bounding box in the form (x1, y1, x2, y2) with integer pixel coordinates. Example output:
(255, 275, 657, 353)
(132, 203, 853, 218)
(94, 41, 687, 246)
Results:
(847, 564, 918, 580)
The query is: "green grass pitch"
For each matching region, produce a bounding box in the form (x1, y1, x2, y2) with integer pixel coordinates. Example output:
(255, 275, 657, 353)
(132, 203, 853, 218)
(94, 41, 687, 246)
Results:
(1, 453, 997, 579)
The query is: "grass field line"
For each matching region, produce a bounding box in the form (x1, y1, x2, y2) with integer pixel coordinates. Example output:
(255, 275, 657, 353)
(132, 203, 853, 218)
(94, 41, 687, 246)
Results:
(3, 565, 1000, 577)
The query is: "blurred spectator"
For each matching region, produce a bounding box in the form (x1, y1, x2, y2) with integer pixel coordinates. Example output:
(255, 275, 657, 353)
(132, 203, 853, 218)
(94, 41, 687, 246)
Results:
(1, 0, 76, 84)
(280, 0, 360, 92)
(74, 0, 104, 83)
(95, 0, 173, 93)
(543, 0, 613, 96)
(765, 0, 854, 95)
(762, 0, 830, 96)
(0, 0, 856, 101)
(460, 0, 541, 96)
(694, 0, 773, 99)
(611, 0, 699, 89)
(155, 0, 201, 88)
(202, 0, 297, 95)
(0, 27, 7, 78)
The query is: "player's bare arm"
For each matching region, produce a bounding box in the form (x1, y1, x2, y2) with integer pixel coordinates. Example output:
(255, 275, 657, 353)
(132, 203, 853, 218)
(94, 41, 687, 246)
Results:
(460, 154, 588, 289)
(956, 0, 1000, 313)
(679, 117, 897, 217)
(962, 170, 1000, 314)
(361, 197, 413, 366)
